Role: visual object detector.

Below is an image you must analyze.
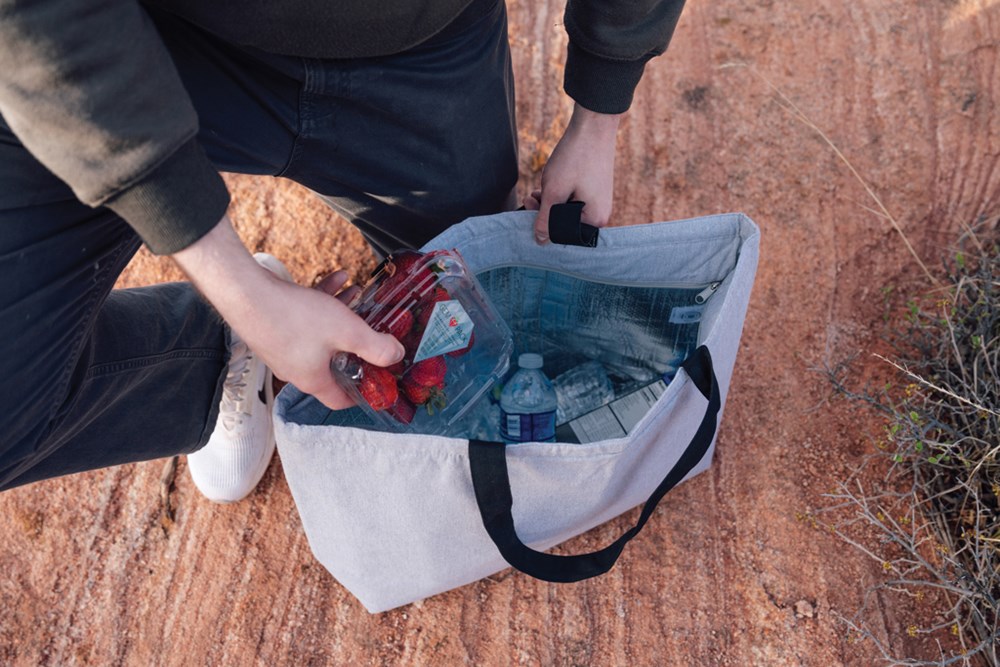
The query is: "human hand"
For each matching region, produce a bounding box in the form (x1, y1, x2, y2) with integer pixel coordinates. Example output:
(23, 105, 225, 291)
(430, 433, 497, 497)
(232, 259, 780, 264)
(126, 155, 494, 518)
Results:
(528, 104, 623, 244)
(173, 216, 404, 410)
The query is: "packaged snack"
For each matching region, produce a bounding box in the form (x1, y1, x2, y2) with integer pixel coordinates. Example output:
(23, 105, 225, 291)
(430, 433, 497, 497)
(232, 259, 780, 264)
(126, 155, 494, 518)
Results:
(331, 249, 513, 434)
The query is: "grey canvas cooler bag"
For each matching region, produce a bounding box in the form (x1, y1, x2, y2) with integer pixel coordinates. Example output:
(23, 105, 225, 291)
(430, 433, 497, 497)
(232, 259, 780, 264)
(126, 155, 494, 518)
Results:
(274, 210, 760, 613)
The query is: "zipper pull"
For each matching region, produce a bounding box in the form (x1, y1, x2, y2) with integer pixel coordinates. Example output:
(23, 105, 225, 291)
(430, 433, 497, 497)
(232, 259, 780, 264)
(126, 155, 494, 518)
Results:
(694, 281, 722, 305)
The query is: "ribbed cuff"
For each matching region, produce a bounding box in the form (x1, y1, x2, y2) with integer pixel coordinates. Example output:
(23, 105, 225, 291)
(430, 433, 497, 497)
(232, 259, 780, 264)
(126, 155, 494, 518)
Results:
(104, 138, 231, 255)
(563, 41, 653, 115)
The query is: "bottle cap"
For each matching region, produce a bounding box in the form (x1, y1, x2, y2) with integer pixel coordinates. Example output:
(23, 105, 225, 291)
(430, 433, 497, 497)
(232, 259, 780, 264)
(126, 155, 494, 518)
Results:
(518, 353, 543, 369)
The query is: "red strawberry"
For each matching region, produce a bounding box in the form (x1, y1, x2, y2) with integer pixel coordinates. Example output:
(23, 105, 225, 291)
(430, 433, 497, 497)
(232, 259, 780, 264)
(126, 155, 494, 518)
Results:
(372, 272, 409, 306)
(407, 355, 447, 388)
(387, 394, 416, 424)
(357, 362, 398, 411)
(420, 284, 451, 305)
(374, 308, 414, 341)
(374, 250, 443, 305)
(371, 250, 452, 315)
(391, 250, 425, 276)
(400, 374, 432, 405)
(416, 306, 433, 331)
(424, 384, 448, 416)
(401, 328, 423, 363)
(415, 287, 452, 329)
(446, 331, 475, 358)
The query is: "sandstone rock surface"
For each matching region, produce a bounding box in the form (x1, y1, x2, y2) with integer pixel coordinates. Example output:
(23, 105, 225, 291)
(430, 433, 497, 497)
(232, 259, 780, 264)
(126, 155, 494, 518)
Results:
(2, 0, 998, 665)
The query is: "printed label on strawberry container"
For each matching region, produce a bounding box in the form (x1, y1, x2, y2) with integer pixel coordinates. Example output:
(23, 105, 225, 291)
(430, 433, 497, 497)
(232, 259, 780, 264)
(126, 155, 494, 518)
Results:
(413, 300, 474, 362)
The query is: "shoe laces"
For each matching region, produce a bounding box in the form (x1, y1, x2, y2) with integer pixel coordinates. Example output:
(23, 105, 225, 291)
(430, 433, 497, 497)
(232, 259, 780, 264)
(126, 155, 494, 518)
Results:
(220, 340, 254, 432)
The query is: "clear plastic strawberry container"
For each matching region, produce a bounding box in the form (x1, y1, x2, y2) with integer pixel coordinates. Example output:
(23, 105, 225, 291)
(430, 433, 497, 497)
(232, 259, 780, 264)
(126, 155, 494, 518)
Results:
(330, 249, 514, 435)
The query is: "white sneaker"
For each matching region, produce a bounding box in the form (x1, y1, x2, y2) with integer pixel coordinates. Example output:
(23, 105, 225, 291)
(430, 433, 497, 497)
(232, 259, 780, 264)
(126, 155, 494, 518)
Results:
(187, 253, 294, 503)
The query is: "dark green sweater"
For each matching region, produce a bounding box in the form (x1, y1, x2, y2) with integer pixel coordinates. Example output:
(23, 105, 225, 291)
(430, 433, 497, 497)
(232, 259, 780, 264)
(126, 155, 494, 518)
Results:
(0, 0, 685, 254)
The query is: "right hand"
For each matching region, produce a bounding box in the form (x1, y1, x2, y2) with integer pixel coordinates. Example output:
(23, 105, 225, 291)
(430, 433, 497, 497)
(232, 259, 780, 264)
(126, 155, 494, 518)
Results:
(173, 216, 404, 410)
(524, 103, 621, 244)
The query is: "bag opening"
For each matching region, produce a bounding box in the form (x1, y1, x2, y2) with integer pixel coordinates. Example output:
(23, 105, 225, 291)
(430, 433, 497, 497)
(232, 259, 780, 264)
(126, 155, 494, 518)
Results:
(287, 264, 734, 439)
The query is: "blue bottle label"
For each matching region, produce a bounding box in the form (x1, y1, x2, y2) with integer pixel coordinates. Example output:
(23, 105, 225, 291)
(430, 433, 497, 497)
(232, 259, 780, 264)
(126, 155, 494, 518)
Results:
(500, 409, 556, 443)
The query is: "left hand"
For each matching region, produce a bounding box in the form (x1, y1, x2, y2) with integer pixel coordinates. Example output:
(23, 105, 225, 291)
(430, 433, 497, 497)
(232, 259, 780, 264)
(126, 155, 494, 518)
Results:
(172, 216, 405, 411)
(526, 103, 623, 244)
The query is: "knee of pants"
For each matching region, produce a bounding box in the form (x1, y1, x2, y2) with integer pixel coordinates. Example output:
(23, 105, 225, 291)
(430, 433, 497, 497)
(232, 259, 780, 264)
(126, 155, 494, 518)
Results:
(0, 284, 229, 490)
(0, 212, 141, 482)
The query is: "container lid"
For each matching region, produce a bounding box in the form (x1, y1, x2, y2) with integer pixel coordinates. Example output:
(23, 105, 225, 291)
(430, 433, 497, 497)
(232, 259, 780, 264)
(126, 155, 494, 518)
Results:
(331, 247, 514, 435)
(518, 353, 543, 369)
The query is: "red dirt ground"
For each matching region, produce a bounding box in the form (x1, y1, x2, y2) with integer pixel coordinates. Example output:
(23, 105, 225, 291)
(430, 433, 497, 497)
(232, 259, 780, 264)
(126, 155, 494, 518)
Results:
(1, 0, 997, 665)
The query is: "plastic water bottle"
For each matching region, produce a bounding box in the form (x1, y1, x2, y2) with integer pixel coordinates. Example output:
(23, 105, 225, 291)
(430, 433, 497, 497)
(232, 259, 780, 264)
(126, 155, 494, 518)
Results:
(499, 353, 557, 443)
(553, 360, 615, 424)
(456, 395, 503, 442)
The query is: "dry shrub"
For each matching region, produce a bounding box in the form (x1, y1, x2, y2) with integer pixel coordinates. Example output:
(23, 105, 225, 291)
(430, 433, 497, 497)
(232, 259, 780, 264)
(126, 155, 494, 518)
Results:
(819, 217, 999, 666)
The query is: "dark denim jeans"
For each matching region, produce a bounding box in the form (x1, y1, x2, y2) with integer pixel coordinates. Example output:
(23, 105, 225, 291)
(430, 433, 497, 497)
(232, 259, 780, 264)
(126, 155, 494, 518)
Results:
(0, 0, 517, 490)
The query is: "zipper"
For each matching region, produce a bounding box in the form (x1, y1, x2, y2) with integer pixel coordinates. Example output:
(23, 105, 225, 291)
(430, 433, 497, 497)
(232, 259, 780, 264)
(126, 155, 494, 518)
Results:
(694, 281, 722, 304)
(475, 262, 723, 291)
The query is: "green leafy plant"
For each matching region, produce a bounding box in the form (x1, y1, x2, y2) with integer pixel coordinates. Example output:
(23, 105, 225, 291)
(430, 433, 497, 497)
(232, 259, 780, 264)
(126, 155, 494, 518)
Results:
(819, 219, 999, 666)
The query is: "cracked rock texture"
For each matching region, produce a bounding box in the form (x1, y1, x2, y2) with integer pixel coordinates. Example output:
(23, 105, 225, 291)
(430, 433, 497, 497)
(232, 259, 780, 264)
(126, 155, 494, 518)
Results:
(2, 0, 998, 665)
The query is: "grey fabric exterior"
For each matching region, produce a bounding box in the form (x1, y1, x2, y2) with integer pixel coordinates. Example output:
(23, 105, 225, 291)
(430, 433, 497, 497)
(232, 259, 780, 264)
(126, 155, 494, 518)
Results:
(274, 211, 760, 612)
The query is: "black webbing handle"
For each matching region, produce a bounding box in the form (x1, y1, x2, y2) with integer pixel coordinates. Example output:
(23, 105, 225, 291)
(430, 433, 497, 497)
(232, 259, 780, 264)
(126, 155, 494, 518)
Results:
(517, 200, 600, 247)
(468, 345, 719, 583)
(548, 201, 599, 247)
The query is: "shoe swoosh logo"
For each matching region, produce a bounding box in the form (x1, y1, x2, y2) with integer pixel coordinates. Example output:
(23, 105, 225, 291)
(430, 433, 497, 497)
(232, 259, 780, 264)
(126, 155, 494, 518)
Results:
(258, 378, 268, 405)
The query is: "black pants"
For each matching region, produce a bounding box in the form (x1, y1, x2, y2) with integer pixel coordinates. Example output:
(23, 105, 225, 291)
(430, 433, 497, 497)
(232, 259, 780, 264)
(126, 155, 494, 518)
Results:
(0, 0, 518, 490)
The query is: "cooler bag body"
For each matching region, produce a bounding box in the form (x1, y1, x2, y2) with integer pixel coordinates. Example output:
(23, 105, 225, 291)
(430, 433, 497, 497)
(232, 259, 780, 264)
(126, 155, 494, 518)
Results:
(274, 211, 760, 612)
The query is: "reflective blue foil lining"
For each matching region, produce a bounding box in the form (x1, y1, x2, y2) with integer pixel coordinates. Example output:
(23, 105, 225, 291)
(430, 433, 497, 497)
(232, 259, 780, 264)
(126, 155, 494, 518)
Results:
(476, 266, 704, 384)
(313, 265, 720, 433)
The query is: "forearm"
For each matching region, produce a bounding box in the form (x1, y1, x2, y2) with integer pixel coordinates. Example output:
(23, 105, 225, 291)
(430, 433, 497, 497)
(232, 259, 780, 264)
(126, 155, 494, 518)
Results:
(172, 215, 404, 409)
(565, 104, 623, 144)
(172, 215, 274, 331)
(529, 104, 624, 242)
(535, 0, 688, 240)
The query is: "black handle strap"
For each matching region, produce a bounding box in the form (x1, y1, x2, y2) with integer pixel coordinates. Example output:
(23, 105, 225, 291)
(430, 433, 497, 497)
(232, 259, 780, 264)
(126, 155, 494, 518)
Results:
(468, 345, 719, 583)
(516, 201, 600, 247)
(548, 201, 600, 247)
